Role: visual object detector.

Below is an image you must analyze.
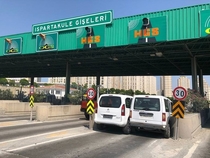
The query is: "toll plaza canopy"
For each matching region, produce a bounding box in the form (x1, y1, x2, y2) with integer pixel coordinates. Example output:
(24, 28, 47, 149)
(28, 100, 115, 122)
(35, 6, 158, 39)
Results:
(0, 3, 210, 78)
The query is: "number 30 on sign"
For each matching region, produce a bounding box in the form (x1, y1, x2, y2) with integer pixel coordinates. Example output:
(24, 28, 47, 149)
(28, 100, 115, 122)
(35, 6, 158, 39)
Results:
(173, 86, 187, 100)
(86, 88, 96, 100)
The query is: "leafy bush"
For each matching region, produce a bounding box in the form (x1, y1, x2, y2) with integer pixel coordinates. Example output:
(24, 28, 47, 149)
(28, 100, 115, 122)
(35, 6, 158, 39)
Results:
(184, 89, 209, 112)
(0, 89, 14, 100)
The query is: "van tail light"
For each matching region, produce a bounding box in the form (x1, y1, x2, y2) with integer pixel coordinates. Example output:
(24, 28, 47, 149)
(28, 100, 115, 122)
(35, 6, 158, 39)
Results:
(121, 104, 125, 116)
(162, 113, 166, 121)
(129, 110, 132, 118)
(95, 108, 97, 113)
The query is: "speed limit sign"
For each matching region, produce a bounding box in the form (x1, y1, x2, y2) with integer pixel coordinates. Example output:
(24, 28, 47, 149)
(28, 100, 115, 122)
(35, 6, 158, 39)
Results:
(86, 88, 96, 100)
(173, 86, 187, 100)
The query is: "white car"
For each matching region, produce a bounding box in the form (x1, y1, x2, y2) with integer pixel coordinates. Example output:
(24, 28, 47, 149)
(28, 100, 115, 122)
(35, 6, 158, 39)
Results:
(129, 95, 173, 138)
(94, 94, 133, 134)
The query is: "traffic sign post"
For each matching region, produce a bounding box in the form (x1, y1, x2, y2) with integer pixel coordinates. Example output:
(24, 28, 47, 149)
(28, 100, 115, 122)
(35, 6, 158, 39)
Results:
(29, 95, 34, 122)
(172, 86, 187, 140)
(30, 84, 34, 122)
(86, 88, 96, 130)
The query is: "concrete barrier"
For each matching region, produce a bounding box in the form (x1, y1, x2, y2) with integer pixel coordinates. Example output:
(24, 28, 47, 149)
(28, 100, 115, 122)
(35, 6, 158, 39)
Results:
(178, 113, 202, 139)
(36, 105, 82, 121)
(0, 101, 50, 115)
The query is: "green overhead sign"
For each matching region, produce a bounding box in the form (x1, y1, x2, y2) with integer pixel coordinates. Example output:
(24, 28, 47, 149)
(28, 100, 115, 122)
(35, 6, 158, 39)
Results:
(128, 16, 167, 44)
(36, 33, 58, 52)
(4, 38, 22, 55)
(32, 10, 113, 35)
(76, 25, 105, 49)
(200, 10, 210, 37)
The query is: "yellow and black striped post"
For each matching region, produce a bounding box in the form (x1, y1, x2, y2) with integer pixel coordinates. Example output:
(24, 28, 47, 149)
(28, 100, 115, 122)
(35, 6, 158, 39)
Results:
(29, 95, 34, 121)
(29, 95, 34, 108)
(172, 100, 185, 119)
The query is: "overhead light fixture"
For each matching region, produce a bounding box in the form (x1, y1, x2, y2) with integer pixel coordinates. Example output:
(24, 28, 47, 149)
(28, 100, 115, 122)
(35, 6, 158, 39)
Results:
(77, 62, 81, 64)
(108, 57, 118, 61)
(150, 54, 155, 57)
(112, 57, 118, 61)
(155, 52, 163, 57)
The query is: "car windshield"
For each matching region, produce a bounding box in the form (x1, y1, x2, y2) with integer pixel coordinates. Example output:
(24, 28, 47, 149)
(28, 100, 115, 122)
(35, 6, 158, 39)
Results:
(99, 96, 121, 108)
(134, 98, 160, 111)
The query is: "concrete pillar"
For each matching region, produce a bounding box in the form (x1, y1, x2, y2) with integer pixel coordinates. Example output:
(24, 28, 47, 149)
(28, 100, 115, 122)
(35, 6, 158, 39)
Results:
(96, 74, 100, 101)
(64, 62, 71, 104)
(199, 69, 204, 97)
(30, 76, 34, 86)
(191, 57, 198, 91)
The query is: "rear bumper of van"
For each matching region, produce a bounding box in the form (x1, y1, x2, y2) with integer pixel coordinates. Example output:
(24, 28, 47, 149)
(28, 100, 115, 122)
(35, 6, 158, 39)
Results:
(130, 120, 167, 130)
(94, 118, 127, 127)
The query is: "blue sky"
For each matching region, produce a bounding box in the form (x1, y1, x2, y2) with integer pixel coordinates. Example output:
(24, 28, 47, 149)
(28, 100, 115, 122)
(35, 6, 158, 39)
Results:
(1, 0, 210, 89)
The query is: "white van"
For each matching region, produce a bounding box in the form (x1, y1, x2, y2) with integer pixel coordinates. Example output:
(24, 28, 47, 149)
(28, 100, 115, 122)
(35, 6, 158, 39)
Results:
(94, 94, 133, 134)
(129, 95, 173, 138)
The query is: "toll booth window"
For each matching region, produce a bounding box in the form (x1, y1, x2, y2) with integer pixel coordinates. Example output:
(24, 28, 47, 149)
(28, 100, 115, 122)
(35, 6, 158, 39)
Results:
(99, 96, 121, 108)
(134, 98, 160, 111)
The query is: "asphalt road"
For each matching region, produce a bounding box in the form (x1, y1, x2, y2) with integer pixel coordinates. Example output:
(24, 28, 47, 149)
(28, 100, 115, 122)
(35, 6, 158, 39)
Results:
(0, 115, 210, 158)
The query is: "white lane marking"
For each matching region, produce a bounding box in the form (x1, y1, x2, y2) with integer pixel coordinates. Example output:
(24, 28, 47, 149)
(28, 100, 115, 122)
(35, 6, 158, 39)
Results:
(6, 131, 95, 152)
(148, 140, 157, 147)
(183, 140, 201, 158)
(0, 127, 87, 144)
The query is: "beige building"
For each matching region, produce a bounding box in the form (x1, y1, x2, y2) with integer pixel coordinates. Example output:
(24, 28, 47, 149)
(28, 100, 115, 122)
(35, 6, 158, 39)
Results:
(203, 79, 210, 100)
(121, 76, 156, 94)
(48, 76, 157, 95)
(160, 76, 172, 97)
(177, 76, 190, 90)
(7, 77, 42, 83)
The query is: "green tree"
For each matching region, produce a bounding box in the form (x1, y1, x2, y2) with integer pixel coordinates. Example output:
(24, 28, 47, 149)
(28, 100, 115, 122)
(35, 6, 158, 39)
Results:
(8, 80, 15, 87)
(125, 89, 134, 96)
(135, 90, 142, 95)
(68, 91, 81, 104)
(109, 88, 116, 94)
(0, 89, 14, 100)
(34, 82, 39, 88)
(19, 79, 29, 86)
(115, 89, 121, 94)
(0, 78, 8, 85)
(71, 82, 77, 89)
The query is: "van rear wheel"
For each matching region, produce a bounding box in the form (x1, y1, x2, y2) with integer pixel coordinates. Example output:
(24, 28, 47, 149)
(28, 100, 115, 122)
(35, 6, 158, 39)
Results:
(96, 124, 104, 130)
(122, 122, 131, 134)
(163, 124, 171, 138)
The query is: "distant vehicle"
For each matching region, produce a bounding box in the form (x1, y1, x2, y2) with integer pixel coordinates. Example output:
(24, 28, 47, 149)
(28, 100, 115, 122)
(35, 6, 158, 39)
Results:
(94, 94, 133, 134)
(129, 95, 173, 138)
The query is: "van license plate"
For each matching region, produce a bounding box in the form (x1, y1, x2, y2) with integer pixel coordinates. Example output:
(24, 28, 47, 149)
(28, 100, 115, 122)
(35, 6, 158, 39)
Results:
(103, 115, 112, 119)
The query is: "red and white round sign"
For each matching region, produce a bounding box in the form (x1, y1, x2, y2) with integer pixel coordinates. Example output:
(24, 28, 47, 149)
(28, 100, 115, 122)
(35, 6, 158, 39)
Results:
(86, 88, 96, 100)
(173, 86, 187, 100)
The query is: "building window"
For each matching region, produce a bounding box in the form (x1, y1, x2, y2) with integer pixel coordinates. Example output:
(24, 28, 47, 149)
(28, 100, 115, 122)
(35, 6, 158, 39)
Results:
(56, 90, 60, 94)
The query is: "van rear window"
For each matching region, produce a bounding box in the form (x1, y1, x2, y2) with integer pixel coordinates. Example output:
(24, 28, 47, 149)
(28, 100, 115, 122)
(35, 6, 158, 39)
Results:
(99, 96, 121, 108)
(134, 98, 160, 111)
